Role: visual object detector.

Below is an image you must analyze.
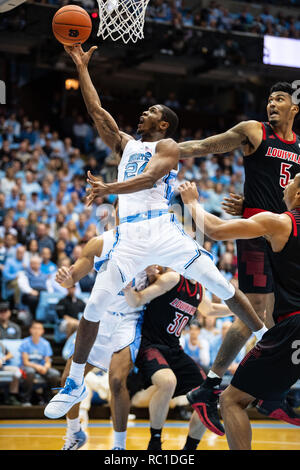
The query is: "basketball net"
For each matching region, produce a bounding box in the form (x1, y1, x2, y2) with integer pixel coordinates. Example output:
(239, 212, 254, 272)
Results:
(96, 0, 150, 44)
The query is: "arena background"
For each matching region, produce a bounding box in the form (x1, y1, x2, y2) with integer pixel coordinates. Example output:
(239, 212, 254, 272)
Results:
(0, 0, 300, 451)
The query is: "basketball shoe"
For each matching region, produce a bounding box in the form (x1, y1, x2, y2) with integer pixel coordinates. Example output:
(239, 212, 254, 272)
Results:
(256, 398, 300, 426)
(62, 427, 87, 450)
(44, 378, 88, 419)
(186, 384, 225, 436)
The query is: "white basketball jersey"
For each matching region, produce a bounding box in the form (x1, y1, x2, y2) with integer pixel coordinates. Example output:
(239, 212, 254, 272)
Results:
(117, 139, 178, 219)
(93, 229, 147, 314)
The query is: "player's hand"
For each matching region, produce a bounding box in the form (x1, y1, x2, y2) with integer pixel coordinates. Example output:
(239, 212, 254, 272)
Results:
(86, 171, 109, 206)
(221, 193, 244, 216)
(178, 181, 199, 205)
(55, 266, 74, 286)
(64, 44, 98, 68)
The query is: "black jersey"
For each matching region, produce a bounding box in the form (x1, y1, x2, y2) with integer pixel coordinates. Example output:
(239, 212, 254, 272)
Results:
(266, 208, 300, 323)
(141, 276, 203, 348)
(243, 122, 300, 216)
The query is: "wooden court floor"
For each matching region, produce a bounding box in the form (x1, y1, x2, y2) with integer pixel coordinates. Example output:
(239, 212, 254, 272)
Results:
(0, 419, 299, 450)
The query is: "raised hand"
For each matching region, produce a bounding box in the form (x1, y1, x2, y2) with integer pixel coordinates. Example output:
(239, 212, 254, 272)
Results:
(64, 44, 98, 68)
(221, 193, 244, 217)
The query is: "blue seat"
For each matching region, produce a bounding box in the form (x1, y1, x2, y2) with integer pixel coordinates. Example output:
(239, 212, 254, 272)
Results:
(35, 291, 65, 323)
(2, 339, 23, 367)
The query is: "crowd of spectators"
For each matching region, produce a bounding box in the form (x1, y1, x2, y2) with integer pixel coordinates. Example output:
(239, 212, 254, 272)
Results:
(145, 0, 300, 39)
(2, 0, 300, 43)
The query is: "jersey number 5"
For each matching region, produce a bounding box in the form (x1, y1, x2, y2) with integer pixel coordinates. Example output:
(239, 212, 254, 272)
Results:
(167, 312, 190, 338)
(279, 163, 292, 188)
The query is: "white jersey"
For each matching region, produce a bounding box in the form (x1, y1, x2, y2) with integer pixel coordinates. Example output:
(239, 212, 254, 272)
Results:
(117, 139, 178, 219)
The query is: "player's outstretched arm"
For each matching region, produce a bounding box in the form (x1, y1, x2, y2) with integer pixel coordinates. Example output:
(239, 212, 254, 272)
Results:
(179, 181, 285, 241)
(198, 290, 233, 318)
(55, 236, 103, 288)
(86, 138, 179, 205)
(64, 44, 132, 153)
(178, 120, 262, 158)
(124, 271, 180, 308)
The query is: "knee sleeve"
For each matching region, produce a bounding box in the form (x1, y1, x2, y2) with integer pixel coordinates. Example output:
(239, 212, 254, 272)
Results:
(185, 253, 235, 300)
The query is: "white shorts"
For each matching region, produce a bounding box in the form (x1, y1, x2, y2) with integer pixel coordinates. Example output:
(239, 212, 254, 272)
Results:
(105, 212, 235, 300)
(67, 310, 143, 372)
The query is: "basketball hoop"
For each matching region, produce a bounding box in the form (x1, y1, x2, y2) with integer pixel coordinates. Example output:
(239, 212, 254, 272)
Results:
(96, 0, 150, 44)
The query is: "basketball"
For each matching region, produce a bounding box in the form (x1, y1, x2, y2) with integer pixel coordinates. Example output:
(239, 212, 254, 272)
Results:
(52, 5, 92, 46)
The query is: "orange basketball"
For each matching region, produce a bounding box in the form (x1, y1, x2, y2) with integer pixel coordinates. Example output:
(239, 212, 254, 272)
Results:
(52, 5, 92, 46)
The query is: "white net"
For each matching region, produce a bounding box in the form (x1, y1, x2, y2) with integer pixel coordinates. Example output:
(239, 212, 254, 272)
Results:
(96, 0, 150, 44)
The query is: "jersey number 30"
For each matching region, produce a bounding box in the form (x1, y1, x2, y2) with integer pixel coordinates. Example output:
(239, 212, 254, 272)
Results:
(279, 163, 292, 188)
(167, 312, 190, 338)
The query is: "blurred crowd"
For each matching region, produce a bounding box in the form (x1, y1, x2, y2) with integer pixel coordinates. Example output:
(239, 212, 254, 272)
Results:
(27, 0, 300, 40)
(2, 0, 300, 42)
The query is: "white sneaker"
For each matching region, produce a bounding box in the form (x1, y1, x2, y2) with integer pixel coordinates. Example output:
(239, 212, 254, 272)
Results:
(61, 428, 87, 450)
(44, 378, 88, 419)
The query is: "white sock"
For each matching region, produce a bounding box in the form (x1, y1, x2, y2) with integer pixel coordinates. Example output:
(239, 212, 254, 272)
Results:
(207, 370, 221, 379)
(253, 324, 268, 341)
(113, 431, 127, 449)
(67, 417, 81, 434)
(69, 361, 85, 386)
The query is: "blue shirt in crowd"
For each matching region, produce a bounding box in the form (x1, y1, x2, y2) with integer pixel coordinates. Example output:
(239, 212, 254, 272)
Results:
(19, 336, 53, 366)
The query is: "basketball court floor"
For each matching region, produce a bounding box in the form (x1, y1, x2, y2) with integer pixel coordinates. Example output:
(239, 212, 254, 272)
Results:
(1, 419, 299, 450)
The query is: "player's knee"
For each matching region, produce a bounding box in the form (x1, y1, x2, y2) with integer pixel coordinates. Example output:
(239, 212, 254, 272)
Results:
(109, 371, 127, 395)
(153, 370, 177, 395)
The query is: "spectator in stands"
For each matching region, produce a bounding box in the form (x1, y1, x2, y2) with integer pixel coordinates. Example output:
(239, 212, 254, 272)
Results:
(40, 247, 57, 276)
(0, 339, 22, 405)
(19, 321, 60, 405)
(56, 287, 86, 338)
(2, 245, 27, 307)
(18, 256, 51, 318)
(0, 215, 18, 239)
(0, 302, 21, 340)
(35, 223, 56, 254)
(26, 239, 39, 263)
(0, 167, 16, 197)
(181, 320, 210, 372)
(4, 233, 18, 261)
(57, 227, 75, 258)
(15, 217, 29, 246)
(199, 315, 220, 344)
(209, 320, 246, 376)
(21, 171, 41, 198)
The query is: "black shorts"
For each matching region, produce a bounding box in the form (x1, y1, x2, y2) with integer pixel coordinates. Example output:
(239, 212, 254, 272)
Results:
(236, 237, 274, 294)
(136, 339, 206, 398)
(231, 314, 300, 401)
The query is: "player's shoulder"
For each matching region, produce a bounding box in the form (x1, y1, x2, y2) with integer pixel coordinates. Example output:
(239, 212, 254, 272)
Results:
(156, 138, 179, 153)
(237, 120, 262, 132)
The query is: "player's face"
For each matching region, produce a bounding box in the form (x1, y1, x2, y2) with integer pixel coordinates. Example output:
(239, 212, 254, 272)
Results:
(137, 105, 164, 135)
(267, 92, 294, 125)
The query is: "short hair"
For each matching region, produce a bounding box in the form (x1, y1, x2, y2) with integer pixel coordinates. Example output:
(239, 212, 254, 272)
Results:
(190, 319, 201, 329)
(270, 82, 293, 97)
(158, 104, 179, 138)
